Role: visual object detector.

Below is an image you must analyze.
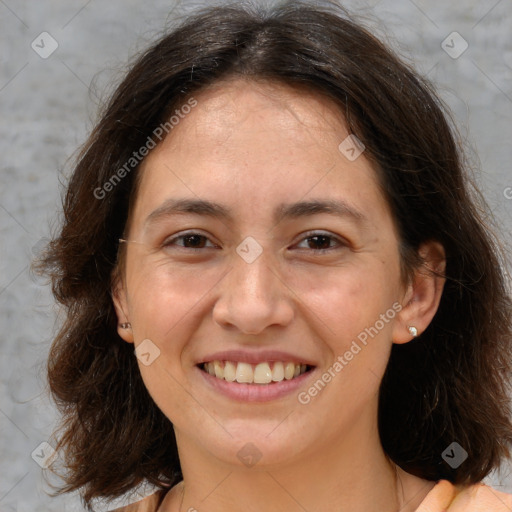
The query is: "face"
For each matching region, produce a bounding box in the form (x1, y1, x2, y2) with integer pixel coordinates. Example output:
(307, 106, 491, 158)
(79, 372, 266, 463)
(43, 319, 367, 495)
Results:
(114, 79, 416, 468)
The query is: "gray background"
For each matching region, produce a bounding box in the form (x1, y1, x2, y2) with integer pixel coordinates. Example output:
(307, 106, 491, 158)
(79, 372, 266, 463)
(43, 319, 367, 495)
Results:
(1, 0, 511, 510)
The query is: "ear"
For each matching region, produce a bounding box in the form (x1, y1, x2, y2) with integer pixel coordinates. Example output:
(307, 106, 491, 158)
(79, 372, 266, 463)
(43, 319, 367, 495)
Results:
(111, 267, 134, 344)
(392, 240, 446, 344)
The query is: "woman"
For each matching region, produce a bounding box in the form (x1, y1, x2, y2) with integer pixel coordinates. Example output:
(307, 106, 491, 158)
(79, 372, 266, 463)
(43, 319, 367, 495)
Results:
(39, 2, 512, 511)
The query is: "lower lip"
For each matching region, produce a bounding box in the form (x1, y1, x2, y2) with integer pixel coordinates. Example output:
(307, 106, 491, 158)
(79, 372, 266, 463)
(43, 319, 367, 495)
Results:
(196, 365, 316, 402)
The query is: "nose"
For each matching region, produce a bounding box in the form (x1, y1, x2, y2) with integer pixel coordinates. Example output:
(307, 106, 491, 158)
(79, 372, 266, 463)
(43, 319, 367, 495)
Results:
(212, 248, 294, 335)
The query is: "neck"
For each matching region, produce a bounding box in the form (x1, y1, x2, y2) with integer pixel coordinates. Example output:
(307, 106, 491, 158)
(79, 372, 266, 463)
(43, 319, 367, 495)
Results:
(165, 408, 433, 512)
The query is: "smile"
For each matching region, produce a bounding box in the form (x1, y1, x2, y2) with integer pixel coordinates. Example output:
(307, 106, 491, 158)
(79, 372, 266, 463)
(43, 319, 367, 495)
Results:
(200, 361, 313, 384)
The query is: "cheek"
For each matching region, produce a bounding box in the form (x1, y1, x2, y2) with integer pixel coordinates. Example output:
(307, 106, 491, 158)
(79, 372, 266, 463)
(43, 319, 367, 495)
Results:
(292, 262, 399, 408)
(126, 261, 225, 340)
(294, 262, 399, 346)
(126, 265, 216, 425)
(138, 361, 210, 432)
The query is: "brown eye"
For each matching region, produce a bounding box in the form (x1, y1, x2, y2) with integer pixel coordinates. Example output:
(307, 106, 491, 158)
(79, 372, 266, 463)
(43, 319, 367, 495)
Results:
(181, 234, 208, 248)
(163, 232, 218, 250)
(306, 235, 333, 250)
(294, 232, 345, 252)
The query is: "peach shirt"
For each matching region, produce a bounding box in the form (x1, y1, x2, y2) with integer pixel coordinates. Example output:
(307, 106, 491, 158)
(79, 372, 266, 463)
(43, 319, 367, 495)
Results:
(416, 480, 512, 512)
(114, 480, 512, 511)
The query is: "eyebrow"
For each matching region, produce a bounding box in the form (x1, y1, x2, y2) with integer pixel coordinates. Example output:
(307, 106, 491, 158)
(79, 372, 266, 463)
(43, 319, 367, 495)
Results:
(144, 198, 368, 227)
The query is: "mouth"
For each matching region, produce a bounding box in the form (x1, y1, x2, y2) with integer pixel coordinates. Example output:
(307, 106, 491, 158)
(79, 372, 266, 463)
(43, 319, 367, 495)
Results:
(198, 360, 314, 384)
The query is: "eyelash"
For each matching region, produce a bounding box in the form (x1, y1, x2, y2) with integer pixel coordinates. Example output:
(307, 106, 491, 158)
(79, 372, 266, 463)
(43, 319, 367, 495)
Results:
(161, 230, 346, 253)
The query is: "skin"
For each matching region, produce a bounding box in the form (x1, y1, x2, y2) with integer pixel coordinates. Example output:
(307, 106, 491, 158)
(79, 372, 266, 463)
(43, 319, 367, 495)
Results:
(113, 78, 446, 512)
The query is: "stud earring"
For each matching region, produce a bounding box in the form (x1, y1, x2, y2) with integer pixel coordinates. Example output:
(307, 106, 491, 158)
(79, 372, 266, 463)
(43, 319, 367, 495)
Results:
(408, 326, 418, 337)
(120, 322, 131, 329)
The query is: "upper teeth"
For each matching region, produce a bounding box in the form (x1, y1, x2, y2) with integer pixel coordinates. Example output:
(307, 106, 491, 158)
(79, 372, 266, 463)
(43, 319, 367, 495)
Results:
(203, 361, 308, 384)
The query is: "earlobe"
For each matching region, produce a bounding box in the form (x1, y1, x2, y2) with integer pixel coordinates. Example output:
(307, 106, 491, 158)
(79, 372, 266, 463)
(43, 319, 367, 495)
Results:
(392, 241, 446, 344)
(111, 270, 134, 344)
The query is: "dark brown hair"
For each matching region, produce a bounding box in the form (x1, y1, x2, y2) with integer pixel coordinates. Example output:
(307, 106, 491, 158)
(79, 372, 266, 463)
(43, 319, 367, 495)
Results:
(38, 1, 512, 509)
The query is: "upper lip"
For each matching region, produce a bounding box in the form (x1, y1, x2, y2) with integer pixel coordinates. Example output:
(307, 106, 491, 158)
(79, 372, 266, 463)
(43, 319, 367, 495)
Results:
(197, 349, 317, 366)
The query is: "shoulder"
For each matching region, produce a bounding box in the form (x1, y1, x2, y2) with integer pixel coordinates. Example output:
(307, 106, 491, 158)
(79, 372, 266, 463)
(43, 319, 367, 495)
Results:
(110, 490, 167, 512)
(416, 479, 512, 511)
(449, 482, 512, 511)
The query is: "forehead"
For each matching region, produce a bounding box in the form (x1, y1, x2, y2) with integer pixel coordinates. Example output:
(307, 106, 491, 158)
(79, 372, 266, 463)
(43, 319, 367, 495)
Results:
(129, 78, 391, 232)
(144, 78, 354, 171)
(183, 78, 347, 137)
